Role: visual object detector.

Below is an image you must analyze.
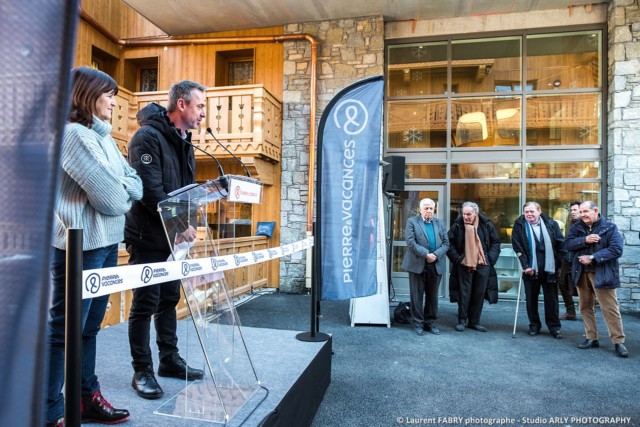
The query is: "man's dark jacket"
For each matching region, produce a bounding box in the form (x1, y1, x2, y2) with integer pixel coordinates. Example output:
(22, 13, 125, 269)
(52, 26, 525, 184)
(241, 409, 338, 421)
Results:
(125, 103, 196, 251)
(565, 215, 623, 289)
(511, 212, 565, 273)
(447, 214, 501, 303)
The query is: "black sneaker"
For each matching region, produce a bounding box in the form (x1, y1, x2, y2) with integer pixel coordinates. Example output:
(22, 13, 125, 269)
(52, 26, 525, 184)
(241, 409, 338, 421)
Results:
(81, 389, 130, 424)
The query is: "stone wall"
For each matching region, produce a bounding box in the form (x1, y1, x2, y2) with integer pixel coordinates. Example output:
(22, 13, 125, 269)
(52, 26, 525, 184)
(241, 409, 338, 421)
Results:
(280, 16, 384, 293)
(608, 0, 640, 311)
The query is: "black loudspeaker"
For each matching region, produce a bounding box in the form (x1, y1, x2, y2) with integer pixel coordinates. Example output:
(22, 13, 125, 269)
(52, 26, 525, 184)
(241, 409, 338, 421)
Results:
(382, 155, 405, 192)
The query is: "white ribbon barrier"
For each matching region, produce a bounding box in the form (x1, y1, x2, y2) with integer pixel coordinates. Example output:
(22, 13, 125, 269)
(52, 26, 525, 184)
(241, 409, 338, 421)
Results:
(82, 237, 314, 299)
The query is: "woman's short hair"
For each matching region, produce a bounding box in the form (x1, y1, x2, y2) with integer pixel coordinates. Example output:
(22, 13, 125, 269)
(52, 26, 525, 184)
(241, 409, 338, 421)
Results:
(68, 66, 118, 127)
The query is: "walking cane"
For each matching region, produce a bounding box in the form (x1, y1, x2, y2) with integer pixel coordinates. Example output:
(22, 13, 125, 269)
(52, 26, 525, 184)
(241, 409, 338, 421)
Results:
(512, 253, 523, 338)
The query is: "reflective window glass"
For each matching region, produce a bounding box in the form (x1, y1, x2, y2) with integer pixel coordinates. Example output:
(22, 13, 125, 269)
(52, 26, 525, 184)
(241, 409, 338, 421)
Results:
(451, 163, 521, 179)
(527, 31, 601, 90)
(406, 164, 446, 179)
(526, 94, 600, 146)
(387, 100, 447, 148)
(526, 162, 600, 179)
(451, 183, 521, 243)
(451, 37, 521, 94)
(451, 97, 521, 147)
(387, 42, 447, 96)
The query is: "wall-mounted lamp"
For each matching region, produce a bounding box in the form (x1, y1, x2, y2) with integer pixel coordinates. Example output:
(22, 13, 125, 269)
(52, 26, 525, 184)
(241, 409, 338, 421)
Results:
(553, 79, 561, 87)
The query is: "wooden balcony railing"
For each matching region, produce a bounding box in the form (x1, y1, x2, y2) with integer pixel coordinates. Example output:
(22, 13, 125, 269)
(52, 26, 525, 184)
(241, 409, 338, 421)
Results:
(112, 85, 282, 175)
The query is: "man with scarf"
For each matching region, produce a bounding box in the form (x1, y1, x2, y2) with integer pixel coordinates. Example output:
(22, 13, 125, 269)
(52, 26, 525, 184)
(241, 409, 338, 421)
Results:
(511, 202, 565, 338)
(447, 202, 501, 332)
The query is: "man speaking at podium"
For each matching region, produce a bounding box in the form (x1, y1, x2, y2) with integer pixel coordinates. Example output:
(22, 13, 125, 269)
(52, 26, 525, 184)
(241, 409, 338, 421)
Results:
(125, 80, 206, 399)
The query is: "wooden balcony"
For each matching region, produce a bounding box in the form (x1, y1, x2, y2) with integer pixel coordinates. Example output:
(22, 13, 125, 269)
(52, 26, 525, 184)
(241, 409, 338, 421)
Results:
(112, 84, 282, 184)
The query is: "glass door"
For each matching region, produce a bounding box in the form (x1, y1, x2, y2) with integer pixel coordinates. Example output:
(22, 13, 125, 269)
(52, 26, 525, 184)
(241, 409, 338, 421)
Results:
(388, 185, 445, 301)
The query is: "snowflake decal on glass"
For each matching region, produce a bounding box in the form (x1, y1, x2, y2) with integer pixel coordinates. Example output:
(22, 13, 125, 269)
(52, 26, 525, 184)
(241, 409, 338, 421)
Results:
(403, 127, 423, 145)
(411, 71, 423, 81)
(395, 89, 407, 97)
(411, 47, 427, 59)
(579, 125, 596, 141)
(569, 80, 580, 89)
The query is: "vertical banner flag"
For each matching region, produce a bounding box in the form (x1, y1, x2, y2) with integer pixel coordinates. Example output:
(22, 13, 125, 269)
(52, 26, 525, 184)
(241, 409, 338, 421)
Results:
(318, 76, 384, 300)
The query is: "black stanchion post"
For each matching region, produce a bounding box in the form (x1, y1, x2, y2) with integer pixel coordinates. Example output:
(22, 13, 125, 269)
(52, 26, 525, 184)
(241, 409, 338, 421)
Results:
(386, 193, 396, 295)
(297, 223, 329, 342)
(65, 228, 83, 427)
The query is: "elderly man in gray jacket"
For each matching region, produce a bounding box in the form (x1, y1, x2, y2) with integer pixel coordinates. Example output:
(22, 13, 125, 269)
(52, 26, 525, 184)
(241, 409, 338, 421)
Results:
(401, 198, 449, 335)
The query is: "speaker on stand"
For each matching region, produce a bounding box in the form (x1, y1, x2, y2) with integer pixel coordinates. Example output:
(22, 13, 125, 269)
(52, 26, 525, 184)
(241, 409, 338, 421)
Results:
(381, 156, 405, 299)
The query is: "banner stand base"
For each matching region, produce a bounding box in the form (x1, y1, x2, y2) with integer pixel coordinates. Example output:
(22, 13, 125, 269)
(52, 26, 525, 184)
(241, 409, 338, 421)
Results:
(296, 332, 330, 342)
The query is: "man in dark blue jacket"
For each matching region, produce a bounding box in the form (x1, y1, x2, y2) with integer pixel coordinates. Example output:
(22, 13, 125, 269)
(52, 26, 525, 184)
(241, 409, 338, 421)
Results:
(565, 201, 628, 358)
(125, 80, 207, 399)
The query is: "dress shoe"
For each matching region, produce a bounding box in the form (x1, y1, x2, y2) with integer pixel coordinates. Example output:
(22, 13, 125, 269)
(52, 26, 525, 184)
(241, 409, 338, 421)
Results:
(550, 330, 563, 339)
(132, 367, 164, 399)
(560, 313, 577, 320)
(81, 389, 130, 424)
(46, 418, 64, 427)
(424, 324, 440, 335)
(615, 343, 629, 358)
(455, 323, 465, 332)
(528, 327, 540, 336)
(158, 356, 204, 381)
(578, 339, 599, 349)
(468, 324, 487, 332)
(415, 326, 424, 336)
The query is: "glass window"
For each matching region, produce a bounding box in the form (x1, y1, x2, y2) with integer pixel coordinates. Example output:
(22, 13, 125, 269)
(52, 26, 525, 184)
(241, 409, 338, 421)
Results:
(406, 164, 446, 179)
(387, 42, 448, 97)
(451, 97, 521, 147)
(526, 94, 600, 146)
(451, 37, 521, 94)
(387, 100, 447, 148)
(451, 162, 521, 179)
(526, 162, 600, 179)
(450, 183, 521, 243)
(527, 31, 601, 90)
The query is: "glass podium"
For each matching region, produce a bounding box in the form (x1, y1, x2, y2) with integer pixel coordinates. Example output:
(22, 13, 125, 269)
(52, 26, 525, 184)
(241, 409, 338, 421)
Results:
(155, 175, 265, 424)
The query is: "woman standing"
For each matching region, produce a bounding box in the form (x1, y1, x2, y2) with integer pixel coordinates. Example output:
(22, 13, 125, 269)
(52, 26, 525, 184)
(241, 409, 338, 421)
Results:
(46, 67, 142, 427)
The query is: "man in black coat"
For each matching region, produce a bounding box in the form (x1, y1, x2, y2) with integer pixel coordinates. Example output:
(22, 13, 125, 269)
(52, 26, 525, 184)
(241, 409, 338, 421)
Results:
(447, 202, 501, 332)
(125, 80, 206, 399)
(511, 201, 565, 339)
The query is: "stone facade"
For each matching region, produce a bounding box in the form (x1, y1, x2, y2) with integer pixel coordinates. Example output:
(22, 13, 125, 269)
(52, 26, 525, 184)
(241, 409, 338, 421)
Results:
(280, 16, 384, 293)
(608, 0, 640, 311)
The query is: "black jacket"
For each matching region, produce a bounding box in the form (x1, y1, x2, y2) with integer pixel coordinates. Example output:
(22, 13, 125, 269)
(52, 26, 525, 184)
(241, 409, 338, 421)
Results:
(124, 103, 196, 251)
(447, 214, 501, 304)
(511, 213, 565, 274)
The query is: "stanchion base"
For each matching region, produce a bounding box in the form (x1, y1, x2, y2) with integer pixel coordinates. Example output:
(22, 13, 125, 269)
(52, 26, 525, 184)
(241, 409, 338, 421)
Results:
(296, 331, 330, 342)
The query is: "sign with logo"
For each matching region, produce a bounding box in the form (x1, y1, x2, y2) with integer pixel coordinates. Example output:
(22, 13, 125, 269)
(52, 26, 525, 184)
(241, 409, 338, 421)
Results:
(318, 76, 383, 301)
(227, 177, 262, 204)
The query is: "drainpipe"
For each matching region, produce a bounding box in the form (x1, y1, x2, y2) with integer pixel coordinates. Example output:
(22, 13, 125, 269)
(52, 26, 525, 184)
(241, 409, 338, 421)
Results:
(79, 8, 318, 288)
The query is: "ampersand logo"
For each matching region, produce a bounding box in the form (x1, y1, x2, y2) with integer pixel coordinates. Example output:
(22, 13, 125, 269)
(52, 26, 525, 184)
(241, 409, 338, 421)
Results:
(181, 262, 190, 276)
(211, 258, 219, 271)
(333, 99, 369, 136)
(85, 273, 101, 294)
(141, 266, 153, 283)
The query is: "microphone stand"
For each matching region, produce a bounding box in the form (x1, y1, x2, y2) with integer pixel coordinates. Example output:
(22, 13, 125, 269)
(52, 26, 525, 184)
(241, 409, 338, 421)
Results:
(206, 127, 251, 177)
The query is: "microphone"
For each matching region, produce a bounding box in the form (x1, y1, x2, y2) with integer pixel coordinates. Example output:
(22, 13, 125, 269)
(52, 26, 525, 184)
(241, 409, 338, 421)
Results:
(206, 127, 251, 177)
(183, 138, 228, 190)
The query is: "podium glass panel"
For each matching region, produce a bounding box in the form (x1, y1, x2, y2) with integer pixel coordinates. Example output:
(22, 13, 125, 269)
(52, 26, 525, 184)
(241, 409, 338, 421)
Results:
(155, 176, 264, 424)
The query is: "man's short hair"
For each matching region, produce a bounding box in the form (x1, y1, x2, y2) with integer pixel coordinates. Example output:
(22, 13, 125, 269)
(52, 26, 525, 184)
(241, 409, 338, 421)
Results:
(570, 200, 581, 209)
(461, 201, 479, 214)
(581, 200, 598, 210)
(167, 80, 206, 112)
(420, 198, 435, 209)
(523, 201, 541, 211)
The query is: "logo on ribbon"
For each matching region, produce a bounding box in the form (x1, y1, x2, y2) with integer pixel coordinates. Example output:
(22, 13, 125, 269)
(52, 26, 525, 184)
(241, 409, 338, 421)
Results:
(211, 258, 219, 271)
(182, 262, 191, 276)
(141, 266, 153, 283)
(85, 273, 101, 294)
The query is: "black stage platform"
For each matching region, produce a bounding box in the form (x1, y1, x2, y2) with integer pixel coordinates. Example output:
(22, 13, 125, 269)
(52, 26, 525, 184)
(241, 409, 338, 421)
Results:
(95, 321, 332, 427)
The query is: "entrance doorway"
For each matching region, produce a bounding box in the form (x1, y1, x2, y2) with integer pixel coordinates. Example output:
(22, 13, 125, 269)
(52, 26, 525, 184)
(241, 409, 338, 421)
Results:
(388, 185, 446, 301)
